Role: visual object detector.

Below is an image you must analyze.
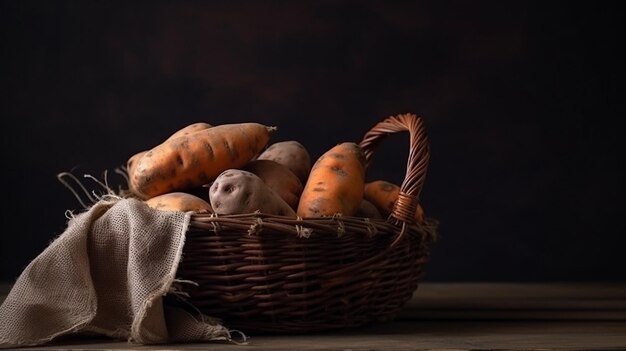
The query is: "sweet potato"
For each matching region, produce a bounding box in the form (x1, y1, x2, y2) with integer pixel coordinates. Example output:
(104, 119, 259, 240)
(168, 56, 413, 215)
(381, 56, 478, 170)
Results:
(166, 122, 213, 141)
(257, 140, 311, 184)
(127, 150, 147, 182)
(130, 122, 275, 199)
(126, 123, 213, 188)
(243, 159, 303, 210)
(145, 192, 213, 212)
(364, 180, 425, 223)
(209, 169, 296, 216)
(296, 142, 365, 217)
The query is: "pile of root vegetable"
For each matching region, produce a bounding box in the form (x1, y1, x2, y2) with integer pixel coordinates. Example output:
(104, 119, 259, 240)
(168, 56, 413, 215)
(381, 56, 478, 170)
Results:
(125, 120, 425, 223)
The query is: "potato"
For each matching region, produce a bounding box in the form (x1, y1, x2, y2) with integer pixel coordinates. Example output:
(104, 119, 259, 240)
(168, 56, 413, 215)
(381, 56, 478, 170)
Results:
(355, 199, 383, 219)
(145, 192, 213, 213)
(209, 169, 296, 217)
(243, 159, 303, 210)
(257, 140, 311, 185)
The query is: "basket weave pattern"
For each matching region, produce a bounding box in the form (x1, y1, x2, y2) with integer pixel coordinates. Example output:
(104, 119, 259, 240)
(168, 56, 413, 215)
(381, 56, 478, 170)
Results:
(178, 114, 438, 333)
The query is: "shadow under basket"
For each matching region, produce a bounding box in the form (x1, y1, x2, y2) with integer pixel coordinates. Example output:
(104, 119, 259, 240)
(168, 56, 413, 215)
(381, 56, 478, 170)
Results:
(176, 113, 439, 333)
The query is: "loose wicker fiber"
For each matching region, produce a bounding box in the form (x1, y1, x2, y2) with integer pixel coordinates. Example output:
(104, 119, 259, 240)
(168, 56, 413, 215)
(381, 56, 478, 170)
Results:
(177, 113, 438, 333)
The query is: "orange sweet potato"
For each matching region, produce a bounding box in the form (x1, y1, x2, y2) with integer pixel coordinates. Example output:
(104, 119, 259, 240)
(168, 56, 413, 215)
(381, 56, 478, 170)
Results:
(166, 122, 213, 141)
(126, 150, 147, 182)
(145, 192, 213, 212)
(129, 122, 275, 199)
(297, 142, 365, 217)
(126, 123, 213, 189)
(364, 180, 425, 223)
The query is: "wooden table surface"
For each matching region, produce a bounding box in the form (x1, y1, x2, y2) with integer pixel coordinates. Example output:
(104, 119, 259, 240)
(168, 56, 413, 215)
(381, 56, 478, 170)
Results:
(2, 282, 626, 350)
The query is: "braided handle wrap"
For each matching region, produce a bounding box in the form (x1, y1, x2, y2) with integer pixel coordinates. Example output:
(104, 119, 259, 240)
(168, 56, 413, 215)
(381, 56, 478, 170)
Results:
(359, 113, 430, 237)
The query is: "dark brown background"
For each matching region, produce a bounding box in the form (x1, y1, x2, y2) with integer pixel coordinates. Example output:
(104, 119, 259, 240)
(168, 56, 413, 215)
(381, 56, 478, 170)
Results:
(1, 1, 624, 282)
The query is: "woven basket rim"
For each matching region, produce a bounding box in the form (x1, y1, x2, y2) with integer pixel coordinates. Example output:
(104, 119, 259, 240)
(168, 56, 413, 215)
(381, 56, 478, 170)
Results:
(189, 211, 438, 242)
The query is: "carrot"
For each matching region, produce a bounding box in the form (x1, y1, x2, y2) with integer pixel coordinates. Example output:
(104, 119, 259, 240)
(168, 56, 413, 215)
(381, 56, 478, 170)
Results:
(296, 142, 365, 217)
(364, 180, 425, 223)
(145, 192, 213, 213)
(129, 122, 276, 199)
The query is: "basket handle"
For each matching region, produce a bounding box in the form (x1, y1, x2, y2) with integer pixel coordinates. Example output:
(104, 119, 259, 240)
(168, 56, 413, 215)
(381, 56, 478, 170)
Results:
(358, 113, 430, 243)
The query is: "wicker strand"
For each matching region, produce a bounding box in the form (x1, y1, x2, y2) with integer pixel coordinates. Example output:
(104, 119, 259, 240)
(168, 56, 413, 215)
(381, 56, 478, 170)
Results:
(359, 113, 430, 242)
(391, 192, 419, 224)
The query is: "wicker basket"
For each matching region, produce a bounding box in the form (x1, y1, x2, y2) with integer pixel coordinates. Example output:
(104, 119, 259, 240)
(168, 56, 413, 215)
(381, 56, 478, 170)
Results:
(177, 113, 438, 333)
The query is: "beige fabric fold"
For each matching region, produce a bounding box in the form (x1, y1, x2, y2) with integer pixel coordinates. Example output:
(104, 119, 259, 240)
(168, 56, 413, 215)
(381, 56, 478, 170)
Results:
(0, 197, 233, 349)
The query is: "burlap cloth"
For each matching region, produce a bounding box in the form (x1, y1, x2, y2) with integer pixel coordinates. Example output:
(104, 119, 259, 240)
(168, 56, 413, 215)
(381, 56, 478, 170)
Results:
(0, 197, 241, 349)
